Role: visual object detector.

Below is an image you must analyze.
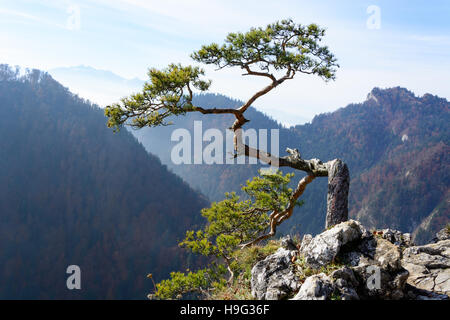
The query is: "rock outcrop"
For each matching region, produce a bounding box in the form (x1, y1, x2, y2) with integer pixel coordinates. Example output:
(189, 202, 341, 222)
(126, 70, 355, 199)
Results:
(251, 237, 300, 300)
(380, 228, 412, 247)
(299, 220, 366, 269)
(251, 222, 450, 300)
(291, 273, 334, 300)
(326, 159, 350, 229)
(402, 238, 450, 298)
(434, 228, 450, 242)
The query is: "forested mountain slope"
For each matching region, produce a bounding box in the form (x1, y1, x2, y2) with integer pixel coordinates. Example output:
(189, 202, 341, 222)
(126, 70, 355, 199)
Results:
(0, 65, 207, 299)
(293, 87, 449, 242)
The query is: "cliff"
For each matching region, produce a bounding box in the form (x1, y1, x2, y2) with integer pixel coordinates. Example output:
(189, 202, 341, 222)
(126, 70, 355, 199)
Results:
(249, 221, 449, 300)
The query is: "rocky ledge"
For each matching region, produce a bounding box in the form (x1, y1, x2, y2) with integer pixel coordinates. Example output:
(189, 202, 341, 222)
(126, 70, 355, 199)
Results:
(251, 220, 450, 300)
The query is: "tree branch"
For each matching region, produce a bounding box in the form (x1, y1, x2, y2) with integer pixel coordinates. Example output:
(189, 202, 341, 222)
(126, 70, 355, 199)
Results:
(240, 174, 315, 248)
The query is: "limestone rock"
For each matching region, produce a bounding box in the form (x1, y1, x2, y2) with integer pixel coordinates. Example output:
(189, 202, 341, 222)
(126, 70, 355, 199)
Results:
(434, 227, 450, 242)
(379, 229, 412, 247)
(251, 248, 299, 300)
(299, 234, 312, 253)
(251, 220, 450, 300)
(373, 238, 402, 270)
(280, 235, 298, 251)
(403, 240, 450, 269)
(300, 220, 365, 269)
(402, 239, 450, 297)
(330, 267, 360, 300)
(291, 273, 333, 300)
(347, 238, 408, 300)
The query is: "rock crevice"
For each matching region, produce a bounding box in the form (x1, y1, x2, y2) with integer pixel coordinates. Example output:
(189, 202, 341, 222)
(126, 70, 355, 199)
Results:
(251, 222, 450, 300)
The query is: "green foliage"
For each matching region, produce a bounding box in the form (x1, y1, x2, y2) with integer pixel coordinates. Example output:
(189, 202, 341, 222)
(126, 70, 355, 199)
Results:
(212, 240, 281, 300)
(192, 19, 338, 80)
(242, 171, 302, 212)
(153, 171, 299, 299)
(105, 19, 338, 131)
(330, 292, 342, 300)
(180, 170, 298, 260)
(293, 255, 345, 283)
(105, 64, 210, 130)
(230, 240, 280, 280)
(155, 240, 282, 300)
(155, 265, 227, 300)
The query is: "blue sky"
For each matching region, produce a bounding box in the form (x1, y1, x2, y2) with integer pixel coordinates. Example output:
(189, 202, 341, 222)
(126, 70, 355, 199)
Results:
(1, 0, 449, 125)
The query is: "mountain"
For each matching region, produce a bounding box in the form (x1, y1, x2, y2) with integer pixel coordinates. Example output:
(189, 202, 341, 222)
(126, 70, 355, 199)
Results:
(48, 65, 145, 106)
(131, 89, 449, 244)
(0, 64, 207, 299)
(293, 87, 449, 243)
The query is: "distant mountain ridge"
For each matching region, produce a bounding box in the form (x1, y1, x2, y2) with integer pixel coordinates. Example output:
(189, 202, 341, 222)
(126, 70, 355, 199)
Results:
(293, 87, 449, 242)
(132, 88, 449, 244)
(48, 65, 145, 106)
(50, 65, 144, 86)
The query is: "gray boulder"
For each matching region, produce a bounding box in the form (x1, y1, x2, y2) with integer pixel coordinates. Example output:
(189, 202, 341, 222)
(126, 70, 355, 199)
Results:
(251, 247, 299, 300)
(379, 229, 412, 247)
(348, 238, 409, 300)
(402, 239, 450, 297)
(299, 234, 312, 253)
(434, 227, 450, 242)
(251, 222, 450, 300)
(299, 220, 366, 269)
(280, 235, 298, 251)
(291, 273, 334, 300)
(291, 268, 360, 300)
(295, 222, 408, 300)
(330, 266, 359, 287)
(330, 267, 360, 300)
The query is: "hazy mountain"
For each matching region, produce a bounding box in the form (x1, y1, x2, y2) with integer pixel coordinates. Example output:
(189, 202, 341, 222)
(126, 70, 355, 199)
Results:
(48, 65, 145, 106)
(132, 89, 449, 243)
(0, 64, 207, 299)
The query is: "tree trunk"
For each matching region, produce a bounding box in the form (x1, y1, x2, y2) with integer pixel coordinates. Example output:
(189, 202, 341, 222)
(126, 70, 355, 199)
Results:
(326, 159, 350, 229)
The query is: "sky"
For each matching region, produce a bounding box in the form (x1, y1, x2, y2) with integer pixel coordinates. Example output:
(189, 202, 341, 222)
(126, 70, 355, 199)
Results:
(1, 0, 450, 126)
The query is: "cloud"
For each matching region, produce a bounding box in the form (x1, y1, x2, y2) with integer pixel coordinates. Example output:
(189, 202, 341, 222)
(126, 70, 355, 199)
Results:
(0, 7, 66, 28)
(86, 0, 327, 40)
